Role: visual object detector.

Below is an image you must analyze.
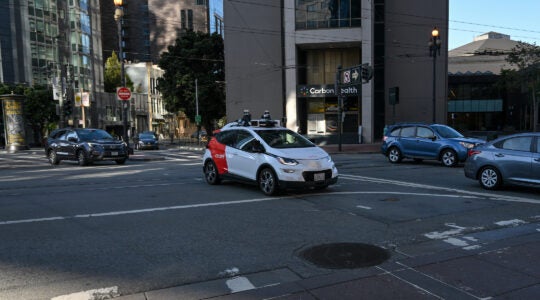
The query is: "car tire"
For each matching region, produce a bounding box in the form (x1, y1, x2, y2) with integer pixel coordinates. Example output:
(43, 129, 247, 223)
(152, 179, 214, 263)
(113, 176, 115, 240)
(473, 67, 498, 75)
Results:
(441, 149, 458, 167)
(48, 150, 60, 165)
(204, 160, 221, 185)
(115, 158, 126, 165)
(387, 147, 402, 163)
(77, 150, 89, 166)
(258, 167, 278, 196)
(479, 166, 501, 190)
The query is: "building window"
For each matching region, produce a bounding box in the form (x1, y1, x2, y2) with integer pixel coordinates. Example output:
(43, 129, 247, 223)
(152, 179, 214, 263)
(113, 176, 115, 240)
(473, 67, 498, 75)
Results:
(181, 10, 186, 29)
(295, 0, 361, 30)
(196, 0, 206, 5)
(188, 9, 193, 30)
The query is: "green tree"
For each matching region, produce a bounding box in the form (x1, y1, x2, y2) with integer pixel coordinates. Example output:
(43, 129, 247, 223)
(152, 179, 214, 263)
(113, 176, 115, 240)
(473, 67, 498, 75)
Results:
(157, 31, 225, 134)
(0, 83, 58, 146)
(104, 51, 133, 93)
(505, 42, 540, 130)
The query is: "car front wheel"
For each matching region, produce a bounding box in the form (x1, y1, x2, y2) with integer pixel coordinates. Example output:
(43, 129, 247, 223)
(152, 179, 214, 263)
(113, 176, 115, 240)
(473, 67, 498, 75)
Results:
(204, 160, 221, 185)
(77, 150, 89, 166)
(258, 167, 278, 196)
(48, 150, 60, 165)
(441, 149, 458, 167)
(479, 166, 501, 190)
(387, 147, 402, 163)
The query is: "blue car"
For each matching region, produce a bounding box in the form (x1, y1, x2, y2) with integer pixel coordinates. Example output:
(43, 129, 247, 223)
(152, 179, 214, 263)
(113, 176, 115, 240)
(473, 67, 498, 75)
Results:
(464, 132, 540, 190)
(381, 123, 484, 167)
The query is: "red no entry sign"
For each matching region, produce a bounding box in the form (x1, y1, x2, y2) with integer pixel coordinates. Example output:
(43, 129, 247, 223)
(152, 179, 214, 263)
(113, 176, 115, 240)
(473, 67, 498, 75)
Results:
(117, 87, 131, 101)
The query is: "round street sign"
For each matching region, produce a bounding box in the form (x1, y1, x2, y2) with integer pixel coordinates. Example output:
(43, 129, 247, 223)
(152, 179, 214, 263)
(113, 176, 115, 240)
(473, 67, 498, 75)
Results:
(117, 87, 131, 101)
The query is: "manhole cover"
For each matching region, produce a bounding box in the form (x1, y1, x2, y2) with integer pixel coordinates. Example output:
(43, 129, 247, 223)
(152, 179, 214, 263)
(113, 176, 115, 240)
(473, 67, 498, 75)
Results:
(299, 243, 390, 269)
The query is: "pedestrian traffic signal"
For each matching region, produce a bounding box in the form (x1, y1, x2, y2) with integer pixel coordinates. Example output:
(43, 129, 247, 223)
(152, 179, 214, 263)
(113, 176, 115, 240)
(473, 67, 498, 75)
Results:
(361, 64, 373, 83)
(63, 100, 72, 116)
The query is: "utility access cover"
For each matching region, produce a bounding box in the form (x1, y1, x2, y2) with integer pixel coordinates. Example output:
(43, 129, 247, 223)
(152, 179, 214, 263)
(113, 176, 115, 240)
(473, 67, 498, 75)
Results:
(299, 243, 390, 269)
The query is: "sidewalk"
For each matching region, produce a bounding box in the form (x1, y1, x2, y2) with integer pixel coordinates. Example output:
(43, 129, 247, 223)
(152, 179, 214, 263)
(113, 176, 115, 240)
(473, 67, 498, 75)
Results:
(115, 226, 540, 300)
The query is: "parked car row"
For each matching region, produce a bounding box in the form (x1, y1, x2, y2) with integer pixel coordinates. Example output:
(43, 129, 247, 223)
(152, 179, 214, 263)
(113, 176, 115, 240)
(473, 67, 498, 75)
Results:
(381, 122, 540, 190)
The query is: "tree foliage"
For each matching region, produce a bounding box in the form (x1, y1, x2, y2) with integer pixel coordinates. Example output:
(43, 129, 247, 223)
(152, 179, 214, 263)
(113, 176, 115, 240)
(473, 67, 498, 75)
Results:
(505, 42, 540, 130)
(104, 51, 133, 93)
(157, 31, 225, 134)
(0, 84, 58, 145)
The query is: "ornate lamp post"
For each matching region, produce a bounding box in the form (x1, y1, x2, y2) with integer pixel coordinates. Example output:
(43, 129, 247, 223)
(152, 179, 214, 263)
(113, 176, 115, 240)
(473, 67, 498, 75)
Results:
(429, 27, 441, 124)
(114, 0, 129, 148)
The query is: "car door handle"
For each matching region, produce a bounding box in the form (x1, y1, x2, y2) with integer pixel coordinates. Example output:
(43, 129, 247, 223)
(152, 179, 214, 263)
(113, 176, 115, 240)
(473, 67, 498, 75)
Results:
(495, 153, 504, 157)
(534, 158, 540, 162)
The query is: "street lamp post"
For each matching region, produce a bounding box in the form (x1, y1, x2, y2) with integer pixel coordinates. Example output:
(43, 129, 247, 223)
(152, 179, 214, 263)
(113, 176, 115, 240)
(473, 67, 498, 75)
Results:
(114, 0, 129, 148)
(429, 27, 441, 124)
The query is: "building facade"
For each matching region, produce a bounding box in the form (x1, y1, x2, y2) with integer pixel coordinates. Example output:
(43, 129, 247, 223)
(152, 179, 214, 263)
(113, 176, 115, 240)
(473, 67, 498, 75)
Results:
(100, 0, 211, 64)
(448, 32, 528, 133)
(224, 0, 448, 143)
(0, 0, 104, 130)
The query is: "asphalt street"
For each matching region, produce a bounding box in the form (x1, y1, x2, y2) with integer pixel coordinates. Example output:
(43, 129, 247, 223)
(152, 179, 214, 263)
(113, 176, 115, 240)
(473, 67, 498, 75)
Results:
(0, 145, 539, 300)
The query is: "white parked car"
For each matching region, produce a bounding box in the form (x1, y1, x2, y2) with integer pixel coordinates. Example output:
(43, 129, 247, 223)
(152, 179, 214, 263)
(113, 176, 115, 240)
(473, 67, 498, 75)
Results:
(202, 117, 338, 195)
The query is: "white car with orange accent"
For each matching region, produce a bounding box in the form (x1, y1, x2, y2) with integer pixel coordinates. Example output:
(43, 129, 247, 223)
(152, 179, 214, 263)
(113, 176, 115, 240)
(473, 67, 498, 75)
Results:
(202, 118, 338, 195)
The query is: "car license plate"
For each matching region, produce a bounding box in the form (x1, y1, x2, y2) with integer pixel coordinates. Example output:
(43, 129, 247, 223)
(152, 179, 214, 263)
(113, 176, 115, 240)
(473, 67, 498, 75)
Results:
(314, 172, 325, 181)
(111, 152, 118, 156)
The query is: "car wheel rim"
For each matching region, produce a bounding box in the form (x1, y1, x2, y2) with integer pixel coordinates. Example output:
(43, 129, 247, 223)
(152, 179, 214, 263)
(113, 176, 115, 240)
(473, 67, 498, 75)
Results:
(443, 152, 455, 166)
(205, 163, 216, 182)
(389, 149, 399, 162)
(49, 151, 56, 164)
(78, 152, 86, 165)
(481, 169, 498, 188)
(260, 170, 275, 194)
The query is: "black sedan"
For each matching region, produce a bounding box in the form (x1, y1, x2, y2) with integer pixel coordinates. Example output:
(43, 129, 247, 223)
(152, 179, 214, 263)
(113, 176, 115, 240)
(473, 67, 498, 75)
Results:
(135, 133, 159, 150)
(46, 128, 129, 166)
(464, 132, 540, 189)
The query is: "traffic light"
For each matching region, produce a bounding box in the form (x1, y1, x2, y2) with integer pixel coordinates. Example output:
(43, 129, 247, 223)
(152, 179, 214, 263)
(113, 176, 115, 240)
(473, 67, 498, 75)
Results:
(63, 100, 72, 116)
(361, 64, 373, 83)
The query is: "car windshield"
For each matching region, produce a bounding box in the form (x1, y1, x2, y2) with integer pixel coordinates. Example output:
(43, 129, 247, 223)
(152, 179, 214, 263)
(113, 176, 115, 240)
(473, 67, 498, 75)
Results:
(254, 129, 315, 149)
(432, 125, 464, 139)
(78, 129, 114, 141)
(139, 134, 155, 139)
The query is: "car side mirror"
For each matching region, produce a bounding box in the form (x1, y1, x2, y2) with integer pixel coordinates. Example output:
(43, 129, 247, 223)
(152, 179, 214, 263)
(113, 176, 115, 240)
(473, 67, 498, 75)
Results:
(431, 136, 437, 141)
(251, 140, 265, 153)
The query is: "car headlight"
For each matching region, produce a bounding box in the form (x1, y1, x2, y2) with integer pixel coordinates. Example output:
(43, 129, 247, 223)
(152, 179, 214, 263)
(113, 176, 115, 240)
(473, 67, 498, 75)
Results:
(326, 155, 333, 163)
(88, 143, 103, 150)
(459, 141, 475, 149)
(277, 157, 299, 166)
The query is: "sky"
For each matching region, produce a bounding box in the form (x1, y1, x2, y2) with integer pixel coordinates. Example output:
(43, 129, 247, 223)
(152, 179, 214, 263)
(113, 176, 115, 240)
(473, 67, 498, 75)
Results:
(449, 0, 540, 50)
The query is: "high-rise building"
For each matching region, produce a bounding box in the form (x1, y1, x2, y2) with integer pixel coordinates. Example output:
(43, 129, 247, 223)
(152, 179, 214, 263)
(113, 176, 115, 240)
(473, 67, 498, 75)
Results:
(0, 0, 103, 92)
(0, 0, 104, 128)
(224, 0, 448, 144)
(100, 0, 211, 64)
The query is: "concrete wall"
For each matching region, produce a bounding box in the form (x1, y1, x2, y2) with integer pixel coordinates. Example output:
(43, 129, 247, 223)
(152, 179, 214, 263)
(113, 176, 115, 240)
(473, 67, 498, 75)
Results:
(223, 0, 283, 122)
(384, 0, 449, 125)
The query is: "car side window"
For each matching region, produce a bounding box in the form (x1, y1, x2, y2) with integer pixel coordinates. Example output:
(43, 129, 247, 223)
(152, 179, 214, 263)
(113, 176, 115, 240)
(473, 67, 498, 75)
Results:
(234, 131, 254, 149)
(216, 130, 237, 147)
(498, 136, 532, 152)
(58, 131, 70, 141)
(400, 126, 416, 137)
(66, 131, 78, 142)
(417, 127, 434, 138)
(389, 127, 401, 136)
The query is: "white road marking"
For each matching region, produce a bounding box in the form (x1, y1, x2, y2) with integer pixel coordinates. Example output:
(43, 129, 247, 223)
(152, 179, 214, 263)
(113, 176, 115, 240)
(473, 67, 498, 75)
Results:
(51, 286, 119, 300)
(226, 277, 256, 293)
(495, 219, 527, 227)
(340, 174, 540, 204)
(0, 191, 477, 226)
(356, 205, 372, 210)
